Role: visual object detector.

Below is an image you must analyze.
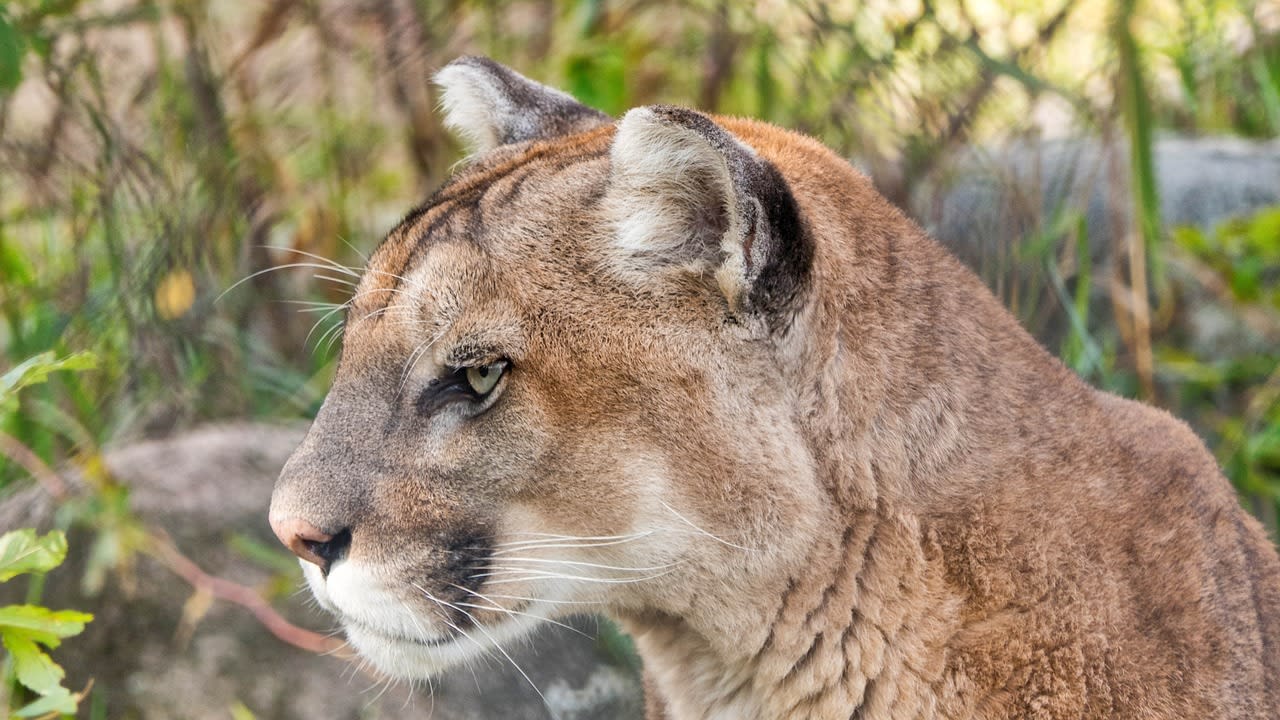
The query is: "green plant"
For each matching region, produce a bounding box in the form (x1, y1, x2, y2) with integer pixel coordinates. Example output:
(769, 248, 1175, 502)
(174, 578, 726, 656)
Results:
(0, 529, 93, 719)
(1163, 206, 1280, 530)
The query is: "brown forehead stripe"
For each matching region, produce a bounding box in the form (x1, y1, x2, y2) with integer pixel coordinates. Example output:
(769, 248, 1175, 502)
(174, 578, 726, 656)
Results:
(355, 125, 614, 315)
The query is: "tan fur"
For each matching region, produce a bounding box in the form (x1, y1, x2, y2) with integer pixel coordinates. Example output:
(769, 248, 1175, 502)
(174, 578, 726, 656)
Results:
(271, 69, 1280, 719)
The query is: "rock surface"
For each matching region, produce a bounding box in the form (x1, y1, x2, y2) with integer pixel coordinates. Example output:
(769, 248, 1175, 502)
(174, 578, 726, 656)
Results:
(911, 135, 1280, 352)
(914, 135, 1280, 270)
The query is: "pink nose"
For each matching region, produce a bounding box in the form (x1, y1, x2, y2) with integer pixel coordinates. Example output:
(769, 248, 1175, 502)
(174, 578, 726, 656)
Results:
(270, 514, 343, 571)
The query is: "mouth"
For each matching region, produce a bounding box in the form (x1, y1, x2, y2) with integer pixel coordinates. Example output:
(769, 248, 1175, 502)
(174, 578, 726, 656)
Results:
(339, 604, 548, 679)
(343, 618, 458, 648)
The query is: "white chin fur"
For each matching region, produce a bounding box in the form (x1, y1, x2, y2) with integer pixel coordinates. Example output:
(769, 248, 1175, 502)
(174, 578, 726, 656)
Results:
(301, 558, 546, 679)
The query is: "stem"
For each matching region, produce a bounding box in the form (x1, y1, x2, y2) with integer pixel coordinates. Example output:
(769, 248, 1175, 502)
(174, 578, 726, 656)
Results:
(145, 533, 347, 656)
(1112, 0, 1161, 400)
(0, 430, 69, 499)
(0, 432, 346, 657)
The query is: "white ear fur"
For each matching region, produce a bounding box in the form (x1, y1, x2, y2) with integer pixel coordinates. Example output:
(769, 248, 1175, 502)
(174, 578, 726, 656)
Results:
(434, 62, 507, 153)
(605, 108, 755, 301)
(433, 57, 608, 155)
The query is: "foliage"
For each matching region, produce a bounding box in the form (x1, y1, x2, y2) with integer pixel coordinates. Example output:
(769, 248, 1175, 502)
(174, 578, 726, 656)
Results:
(1165, 208, 1280, 520)
(0, 0, 1269, 482)
(0, 530, 93, 719)
(0, 354, 95, 419)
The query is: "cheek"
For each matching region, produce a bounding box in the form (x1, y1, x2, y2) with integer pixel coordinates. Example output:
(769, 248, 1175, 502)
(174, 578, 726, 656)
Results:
(427, 388, 552, 492)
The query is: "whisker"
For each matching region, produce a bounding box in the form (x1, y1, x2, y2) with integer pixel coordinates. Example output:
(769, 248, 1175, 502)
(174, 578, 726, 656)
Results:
(485, 557, 680, 572)
(273, 246, 418, 289)
(477, 569, 677, 586)
(414, 584, 551, 712)
(304, 304, 348, 348)
(313, 311, 346, 350)
(294, 304, 348, 313)
(363, 671, 397, 705)
(398, 324, 451, 395)
(492, 531, 653, 549)
(282, 299, 348, 309)
(337, 235, 369, 264)
(356, 305, 397, 324)
(490, 537, 654, 556)
(314, 272, 361, 288)
(316, 319, 347, 355)
(448, 584, 593, 640)
(349, 286, 414, 302)
(217, 262, 363, 303)
(496, 531, 652, 544)
(659, 499, 759, 553)
(270, 246, 362, 276)
(410, 581, 497, 662)
(465, 591, 600, 607)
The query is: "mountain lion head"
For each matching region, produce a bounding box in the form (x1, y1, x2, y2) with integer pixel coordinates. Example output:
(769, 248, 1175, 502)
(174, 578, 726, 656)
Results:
(269, 56, 827, 679)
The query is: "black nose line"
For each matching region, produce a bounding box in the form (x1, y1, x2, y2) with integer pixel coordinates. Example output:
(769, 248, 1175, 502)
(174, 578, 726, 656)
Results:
(307, 528, 353, 575)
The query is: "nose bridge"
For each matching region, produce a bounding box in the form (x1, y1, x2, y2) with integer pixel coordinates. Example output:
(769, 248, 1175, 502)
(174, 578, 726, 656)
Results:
(270, 421, 371, 535)
(271, 371, 397, 520)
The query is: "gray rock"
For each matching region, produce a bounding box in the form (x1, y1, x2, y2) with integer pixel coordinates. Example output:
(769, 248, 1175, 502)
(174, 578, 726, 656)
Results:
(914, 135, 1280, 270)
(910, 135, 1280, 353)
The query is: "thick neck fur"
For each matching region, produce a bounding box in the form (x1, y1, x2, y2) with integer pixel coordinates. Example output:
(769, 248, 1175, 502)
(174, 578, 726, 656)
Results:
(623, 507, 962, 720)
(621, 133, 1090, 719)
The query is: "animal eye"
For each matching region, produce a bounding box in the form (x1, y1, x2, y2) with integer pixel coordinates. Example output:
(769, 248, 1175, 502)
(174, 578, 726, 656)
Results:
(465, 361, 508, 396)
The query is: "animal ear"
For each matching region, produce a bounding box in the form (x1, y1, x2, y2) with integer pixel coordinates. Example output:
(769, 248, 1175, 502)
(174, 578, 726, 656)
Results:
(434, 56, 609, 153)
(605, 105, 813, 324)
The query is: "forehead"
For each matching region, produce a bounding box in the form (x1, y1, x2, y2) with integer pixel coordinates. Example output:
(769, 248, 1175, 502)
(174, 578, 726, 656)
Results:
(358, 131, 611, 308)
(344, 132, 614, 346)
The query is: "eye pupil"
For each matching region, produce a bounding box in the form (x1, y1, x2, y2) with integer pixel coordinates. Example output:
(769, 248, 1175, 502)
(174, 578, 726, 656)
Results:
(463, 361, 507, 396)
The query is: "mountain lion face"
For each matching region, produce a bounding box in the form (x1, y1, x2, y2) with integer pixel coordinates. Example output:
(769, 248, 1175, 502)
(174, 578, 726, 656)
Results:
(269, 57, 824, 679)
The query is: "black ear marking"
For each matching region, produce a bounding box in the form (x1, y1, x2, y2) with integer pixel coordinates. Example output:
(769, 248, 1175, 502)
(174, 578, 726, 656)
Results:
(744, 154, 813, 320)
(435, 56, 610, 152)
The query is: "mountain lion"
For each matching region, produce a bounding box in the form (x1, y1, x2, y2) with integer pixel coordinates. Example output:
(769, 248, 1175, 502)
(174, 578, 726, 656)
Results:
(269, 57, 1280, 719)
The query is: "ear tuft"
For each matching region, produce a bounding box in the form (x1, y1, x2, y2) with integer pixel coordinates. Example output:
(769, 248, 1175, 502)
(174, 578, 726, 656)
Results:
(434, 56, 609, 154)
(605, 106, 813, 324)
(608, 107, 738, 265)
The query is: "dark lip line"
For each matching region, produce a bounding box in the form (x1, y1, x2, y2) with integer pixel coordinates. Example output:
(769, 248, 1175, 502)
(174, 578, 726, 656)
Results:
(343, 619, 456, 648)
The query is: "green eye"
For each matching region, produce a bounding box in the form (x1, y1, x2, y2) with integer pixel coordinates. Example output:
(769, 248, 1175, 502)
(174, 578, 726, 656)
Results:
(465, 361, 507, 396)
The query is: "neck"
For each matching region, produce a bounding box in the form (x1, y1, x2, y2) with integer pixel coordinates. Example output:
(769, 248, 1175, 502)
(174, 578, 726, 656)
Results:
(619, 504, 960, 720)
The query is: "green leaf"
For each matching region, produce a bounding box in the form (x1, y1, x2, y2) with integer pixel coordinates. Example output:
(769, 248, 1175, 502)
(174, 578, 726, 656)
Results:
(3, 629, 64, 694)
(0, 529, 68, 582)
(12, 686, 79, 718)
(0, 11, 25, 92)
(0, 604, 93, 642)
(0, 351, 98, 399)
(0, 234, 36, 286)
(0, 351, 97, 416)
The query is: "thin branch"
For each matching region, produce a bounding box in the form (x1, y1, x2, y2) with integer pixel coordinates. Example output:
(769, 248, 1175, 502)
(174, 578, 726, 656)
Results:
(0, 432, 346, 657)
(0, 431, 70, 500)
(146, 532, 348, 656)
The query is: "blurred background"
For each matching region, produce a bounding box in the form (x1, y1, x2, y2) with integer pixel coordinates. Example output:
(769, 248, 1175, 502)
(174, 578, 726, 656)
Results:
(0, 0, 1278, 717)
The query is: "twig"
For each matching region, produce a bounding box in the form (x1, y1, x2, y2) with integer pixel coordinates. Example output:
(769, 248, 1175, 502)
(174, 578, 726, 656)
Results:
(0, 431, 70, 500)
(0, 432, 346, 657)
(146, 532, 348, 656)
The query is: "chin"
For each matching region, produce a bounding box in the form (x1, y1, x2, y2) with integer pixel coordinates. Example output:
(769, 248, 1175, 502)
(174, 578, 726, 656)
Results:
(300, 558, 552, 680)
